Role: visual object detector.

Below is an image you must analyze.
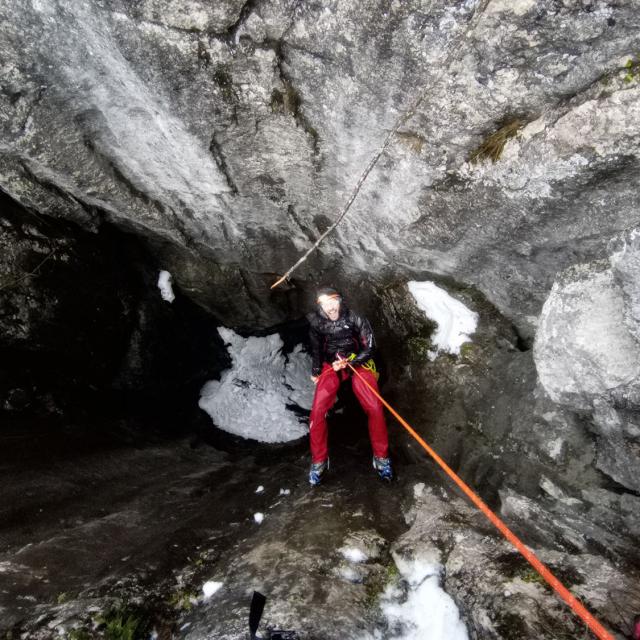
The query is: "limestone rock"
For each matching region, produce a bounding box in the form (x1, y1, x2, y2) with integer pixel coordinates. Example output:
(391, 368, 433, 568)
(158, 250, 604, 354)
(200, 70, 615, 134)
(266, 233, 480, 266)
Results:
(1, 1, 640, 331)
(534, 250, 640, 492)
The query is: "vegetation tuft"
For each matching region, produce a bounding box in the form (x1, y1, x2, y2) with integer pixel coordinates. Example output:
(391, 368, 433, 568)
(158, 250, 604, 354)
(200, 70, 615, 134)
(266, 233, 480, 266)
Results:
(65, 630, 92, 640)
(623, 56, 640, 83)
(94, 603, 153, 640)
(469, 119, 523, 164)
(520, 567, 547, 586)
(364, 561, 400, 610)
(168, 587, 198, 612)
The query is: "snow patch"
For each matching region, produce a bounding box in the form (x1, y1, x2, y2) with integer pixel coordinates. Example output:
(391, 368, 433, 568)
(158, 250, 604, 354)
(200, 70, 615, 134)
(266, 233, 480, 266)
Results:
(254, 512, 264, 524)
(202, 581, 223, 599)
(340, 547, 368, 563)
(545, 438, 564, 460)
(199, 328, 314, 443)
(407, 281, 478, 358)
(255, 486, 264, 494)
(363, 558, 468, 640)
(157, 270, 175, 303)
(339, 565, 363, 583)
(413, 483, 426, 499)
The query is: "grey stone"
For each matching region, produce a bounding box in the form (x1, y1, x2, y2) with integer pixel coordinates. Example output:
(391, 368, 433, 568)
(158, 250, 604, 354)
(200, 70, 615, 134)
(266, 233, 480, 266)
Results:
(534, 256, 640, 492)
(611, 228, 640, 343)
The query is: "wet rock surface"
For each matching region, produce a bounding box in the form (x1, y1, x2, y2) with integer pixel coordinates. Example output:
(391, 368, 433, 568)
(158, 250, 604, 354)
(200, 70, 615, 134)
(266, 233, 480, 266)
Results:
(377, 279, 639, 564)
(406, 485, 640, 640)
(0, 406, 407, 639)
(2, 410, 638, 640)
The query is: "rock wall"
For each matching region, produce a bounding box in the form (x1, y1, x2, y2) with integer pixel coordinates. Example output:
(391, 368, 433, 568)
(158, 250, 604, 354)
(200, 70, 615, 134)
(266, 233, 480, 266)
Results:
(1, 0, 639, 330)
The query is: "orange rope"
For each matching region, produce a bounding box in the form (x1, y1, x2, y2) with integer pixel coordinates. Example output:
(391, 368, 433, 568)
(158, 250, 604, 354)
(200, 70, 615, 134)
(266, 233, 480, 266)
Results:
(344, 361, 614, 640)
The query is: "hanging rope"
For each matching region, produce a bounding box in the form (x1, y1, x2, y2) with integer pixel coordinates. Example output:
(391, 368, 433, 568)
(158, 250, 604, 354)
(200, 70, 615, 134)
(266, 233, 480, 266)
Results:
(341, 359, 614, 640)
(270, 89, 428, 290)
(269, 1, 500, 290)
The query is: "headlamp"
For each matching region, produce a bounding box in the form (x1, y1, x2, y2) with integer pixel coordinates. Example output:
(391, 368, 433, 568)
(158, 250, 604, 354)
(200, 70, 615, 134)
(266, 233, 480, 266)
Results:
(317, 293, 340, 305)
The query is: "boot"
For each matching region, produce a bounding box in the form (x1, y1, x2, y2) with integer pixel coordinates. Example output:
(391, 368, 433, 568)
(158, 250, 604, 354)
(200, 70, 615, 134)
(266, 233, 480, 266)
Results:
(373, 456, 393, 482)
(308, 459, 329, 486)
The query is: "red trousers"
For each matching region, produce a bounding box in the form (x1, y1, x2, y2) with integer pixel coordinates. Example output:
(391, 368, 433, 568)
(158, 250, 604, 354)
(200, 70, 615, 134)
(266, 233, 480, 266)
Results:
(309, 363, 389, 463)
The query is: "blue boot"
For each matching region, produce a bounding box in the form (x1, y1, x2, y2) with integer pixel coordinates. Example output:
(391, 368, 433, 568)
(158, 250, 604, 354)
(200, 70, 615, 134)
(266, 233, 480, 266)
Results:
(309, 459, 329, 486)
(373, 456, 393, 482)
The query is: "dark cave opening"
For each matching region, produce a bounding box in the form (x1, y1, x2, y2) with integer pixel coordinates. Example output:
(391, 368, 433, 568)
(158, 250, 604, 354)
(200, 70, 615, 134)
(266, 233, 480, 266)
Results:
(0, 189, 233, 443)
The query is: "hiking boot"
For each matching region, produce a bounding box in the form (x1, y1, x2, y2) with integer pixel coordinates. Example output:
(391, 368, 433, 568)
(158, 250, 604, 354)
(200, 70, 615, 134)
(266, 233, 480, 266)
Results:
(309, 459, 329, 486)
(373, 456, 393, 482)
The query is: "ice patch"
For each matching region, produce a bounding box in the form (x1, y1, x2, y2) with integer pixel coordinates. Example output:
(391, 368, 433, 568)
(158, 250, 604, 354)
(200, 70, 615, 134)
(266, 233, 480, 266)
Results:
(407, 281, 478, 357)
(157, 270, 175, 303)
(362, 558, 468, 640)
(254, 512, 264, 524)
(340, 547, 368, 563)
(199, 328, 314, 443)
(202, 581, 223, 599)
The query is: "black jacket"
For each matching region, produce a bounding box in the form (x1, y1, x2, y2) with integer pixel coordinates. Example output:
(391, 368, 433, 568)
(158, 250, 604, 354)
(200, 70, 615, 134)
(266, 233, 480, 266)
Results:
(307, 305, 376, 376)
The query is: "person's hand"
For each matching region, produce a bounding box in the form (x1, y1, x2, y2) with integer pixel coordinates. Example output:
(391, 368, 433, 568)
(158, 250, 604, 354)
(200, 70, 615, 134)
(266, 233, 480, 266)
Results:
(311, 375, 319, 384)
(331, 358, 348, 372)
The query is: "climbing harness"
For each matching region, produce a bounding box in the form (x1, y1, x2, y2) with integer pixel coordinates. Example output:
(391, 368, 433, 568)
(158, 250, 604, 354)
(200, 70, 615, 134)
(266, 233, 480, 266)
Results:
(341, 359, 615, 640)
(317, 354, 379, 381)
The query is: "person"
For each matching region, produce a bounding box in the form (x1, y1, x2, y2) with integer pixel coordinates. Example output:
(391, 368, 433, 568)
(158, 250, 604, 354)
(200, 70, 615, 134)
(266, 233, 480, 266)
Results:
(306, 286, 392, 486)
(633, 614, 640, 640)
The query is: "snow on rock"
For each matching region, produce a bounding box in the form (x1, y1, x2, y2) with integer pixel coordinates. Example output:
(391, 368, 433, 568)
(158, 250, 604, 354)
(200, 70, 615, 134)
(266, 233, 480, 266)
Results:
(338, 565, 363, 583)
(407, 281, 478, 358)
(157, 270, 175, 303)
(255, 486, 264, 494)
(362, 557, 468, 640)
(202, 581, 223, 599)
(198, 328, 314, 443)
(340, 547, 368, 563)
(254, 512, 264, 524)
